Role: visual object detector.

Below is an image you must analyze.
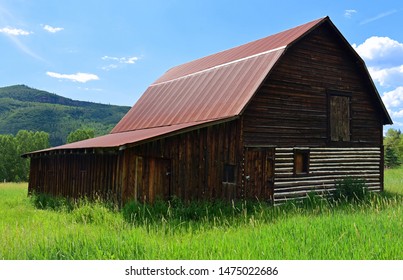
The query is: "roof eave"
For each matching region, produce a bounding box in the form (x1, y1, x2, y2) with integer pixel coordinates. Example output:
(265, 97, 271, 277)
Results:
(23, 116, 239, 158)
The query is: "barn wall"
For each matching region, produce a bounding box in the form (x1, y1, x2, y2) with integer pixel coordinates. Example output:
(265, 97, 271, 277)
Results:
(121, 120, 243, 203)
(273, 147, 382, 203)
(27, 120, 245, 204)
(242, 22, 385, 202)
(243, 22, 383, 147)
(28, 153, 122, 202)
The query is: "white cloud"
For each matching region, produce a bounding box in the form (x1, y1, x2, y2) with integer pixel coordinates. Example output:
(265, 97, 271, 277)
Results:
(102, 55, 139, 64)
(101, 55, 140, 70)
(0, 27, 31, 36)
(124, 57, 139, 64)
(382, 87, 403, 110)
(368, 66, 403, 87)
(353, 36, 403, 63)
(392, 110, 403, 118)
(43, 24, 64, 33)
(353, 36, 403, 88)
(2, 29, 43, 60)
(344, 9, 357, 18)
(360, 10, 397, 25)
(46, 72, 99, 83)
(101, 64, 119, 71)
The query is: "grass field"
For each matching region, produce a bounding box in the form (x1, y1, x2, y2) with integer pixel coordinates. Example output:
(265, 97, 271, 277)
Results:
(0, 169, 402, 260)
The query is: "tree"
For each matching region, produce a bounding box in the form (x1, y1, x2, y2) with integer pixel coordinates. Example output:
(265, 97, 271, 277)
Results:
(384, 128, 401, 150)
(385, 146, 400, 169)
(0, 130, 50, 182)
(15, 130, 50, 181)
(0, 135, 18, 182)
(383, 128, 402, 168)
(67, 128, 95, 143)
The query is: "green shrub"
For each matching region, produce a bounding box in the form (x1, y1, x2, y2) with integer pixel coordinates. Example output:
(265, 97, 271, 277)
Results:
(71, 202, 117, 225)
(30, 192, 73, 211)
(332, 177, 369, 203)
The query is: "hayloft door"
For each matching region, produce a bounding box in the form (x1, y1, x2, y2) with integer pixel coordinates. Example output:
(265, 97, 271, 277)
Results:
(244, 148, 274, 201)
(148, 158, 171, 202)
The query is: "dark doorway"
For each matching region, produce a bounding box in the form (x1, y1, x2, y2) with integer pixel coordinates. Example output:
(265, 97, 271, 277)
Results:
(148, 158, 171, 202)
(244, 147, 275, 201)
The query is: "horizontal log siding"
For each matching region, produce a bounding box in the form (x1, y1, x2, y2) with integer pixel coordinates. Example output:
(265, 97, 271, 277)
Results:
(243, 22, 383, 148)
(274, 147, 382, 203)
(28, 153, 122, 202)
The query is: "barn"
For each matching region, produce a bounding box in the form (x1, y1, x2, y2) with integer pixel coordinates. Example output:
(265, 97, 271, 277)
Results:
(25, 16, 392, 205)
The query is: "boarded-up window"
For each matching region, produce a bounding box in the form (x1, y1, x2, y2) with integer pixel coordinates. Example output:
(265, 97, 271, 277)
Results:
(330, 95, 350, 141)
(294, 149, 309, 175)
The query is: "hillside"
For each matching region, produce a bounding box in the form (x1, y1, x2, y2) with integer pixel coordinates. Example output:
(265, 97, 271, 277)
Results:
(0, 85, 131, 146)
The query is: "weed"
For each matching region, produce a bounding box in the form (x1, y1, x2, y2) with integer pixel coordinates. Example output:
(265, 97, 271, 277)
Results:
(331, 177, 369, 203)
(30, 192, 73, 211)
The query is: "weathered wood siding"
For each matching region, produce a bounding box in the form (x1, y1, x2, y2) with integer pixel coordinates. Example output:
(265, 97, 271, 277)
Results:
(243, 22, 383, 147)
(28, 153, 122, 202)
(274, 147, 382, 203)
(243, 147, 275, 201)
(241, 22, 384, 202)
(118, 120, 242, 203)
(27, 121, 244, 204)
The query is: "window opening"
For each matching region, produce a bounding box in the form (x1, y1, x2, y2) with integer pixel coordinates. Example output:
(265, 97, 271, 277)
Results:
(294, 149, 310, 175)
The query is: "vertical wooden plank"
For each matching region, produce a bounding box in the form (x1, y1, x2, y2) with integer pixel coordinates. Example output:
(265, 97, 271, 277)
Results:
(148, 158, 155, 203)
(330, 95, 351, 142)
(132, 156, 138, 202)
(244, 147, 274, 202)
(138, 156, 143, 201)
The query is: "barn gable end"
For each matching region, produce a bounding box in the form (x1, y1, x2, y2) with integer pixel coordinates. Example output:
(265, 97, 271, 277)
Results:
(26, 17, 392, 204)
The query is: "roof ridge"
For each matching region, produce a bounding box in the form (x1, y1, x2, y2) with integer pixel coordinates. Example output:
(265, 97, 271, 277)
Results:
(151, 45, 287, 87)
(153, 17, 327, 85)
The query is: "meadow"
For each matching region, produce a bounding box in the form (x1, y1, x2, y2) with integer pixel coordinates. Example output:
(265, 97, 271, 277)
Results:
(0, 169, 402, 260)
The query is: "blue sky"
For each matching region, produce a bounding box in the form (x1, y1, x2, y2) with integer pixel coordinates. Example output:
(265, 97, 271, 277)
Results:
(0, 0, 402, 131)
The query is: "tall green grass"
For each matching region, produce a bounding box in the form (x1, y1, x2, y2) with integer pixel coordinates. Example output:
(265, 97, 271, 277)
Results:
(384, 167, 403, 194)
(0, 170, 402, 260)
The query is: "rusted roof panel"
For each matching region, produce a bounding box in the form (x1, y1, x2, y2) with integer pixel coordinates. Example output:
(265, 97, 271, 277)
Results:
(112, 17, 326, 134)
(112, 48, 285, 133)
(26, 119, 226, 156)
(154, 17, 325, 84)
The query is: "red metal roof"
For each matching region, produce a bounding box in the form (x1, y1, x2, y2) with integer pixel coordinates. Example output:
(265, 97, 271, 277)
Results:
(28, 17, 338, 155)
(27, 119, 224, 156)
(112, 48, 285, 132)
(112, 17, 326, 133)
(154, 17, 325, 85)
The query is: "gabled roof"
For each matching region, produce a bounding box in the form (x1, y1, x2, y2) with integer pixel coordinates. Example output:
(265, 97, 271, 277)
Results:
(26, 16, 391, 156)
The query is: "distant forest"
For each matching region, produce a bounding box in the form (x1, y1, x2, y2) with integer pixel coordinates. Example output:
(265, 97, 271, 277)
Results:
(0, 85, 130, 146)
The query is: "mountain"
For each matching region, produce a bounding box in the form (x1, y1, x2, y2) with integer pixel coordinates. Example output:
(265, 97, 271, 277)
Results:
(0, 85, 131, 146)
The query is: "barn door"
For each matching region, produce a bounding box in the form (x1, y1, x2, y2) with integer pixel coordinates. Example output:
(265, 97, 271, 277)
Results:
(148, 158, 171, 202)
(329, 94, 351, 141)
(244, 148, 274, 201)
